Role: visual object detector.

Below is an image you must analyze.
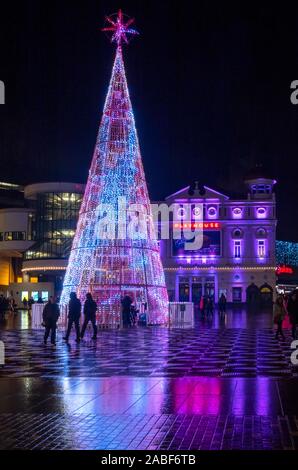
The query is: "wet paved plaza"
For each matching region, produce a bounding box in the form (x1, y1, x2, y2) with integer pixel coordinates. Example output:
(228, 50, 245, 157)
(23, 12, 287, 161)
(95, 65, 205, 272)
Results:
(0, 309, 298, 450)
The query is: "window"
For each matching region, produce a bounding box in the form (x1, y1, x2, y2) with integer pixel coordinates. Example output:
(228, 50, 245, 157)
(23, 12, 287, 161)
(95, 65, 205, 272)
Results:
(256, 228, 267, 238)
(30, 277, 38, 283)
(232, 207, 242, 218)
(21, 291, 29, 302)
(256, 207, 266, 218)
(232, 287, 242, 302)
(234, 240, 241, 258)
(31, 291, 39, 301)
(207, 206, 217, 218)
(24, 192, 82, 261)
(0, 233, 3, 241)
(233, 228, 242, 239)
(4, 231, 26, 241)
(42, 291, 49, 302)
(258, 240, 265, 258)
(5, 232, 12, 241)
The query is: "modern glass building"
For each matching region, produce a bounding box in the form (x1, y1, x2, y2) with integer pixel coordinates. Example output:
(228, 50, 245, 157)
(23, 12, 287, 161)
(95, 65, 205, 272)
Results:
(24, 190, 83, 261)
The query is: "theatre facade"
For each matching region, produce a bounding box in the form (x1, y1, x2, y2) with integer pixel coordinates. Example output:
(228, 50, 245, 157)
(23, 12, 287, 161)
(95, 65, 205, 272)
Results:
(158, 170, 277, 306)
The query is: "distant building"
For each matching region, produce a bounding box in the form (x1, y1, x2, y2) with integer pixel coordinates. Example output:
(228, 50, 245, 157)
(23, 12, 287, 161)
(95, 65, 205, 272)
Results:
(0, 182, 84, 306)
(275, 240, 298, 293)
(158, 167, 277, 306)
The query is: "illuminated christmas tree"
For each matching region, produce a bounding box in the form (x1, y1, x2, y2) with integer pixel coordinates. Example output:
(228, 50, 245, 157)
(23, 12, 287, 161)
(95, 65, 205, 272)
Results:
(60, 10, 169, 325)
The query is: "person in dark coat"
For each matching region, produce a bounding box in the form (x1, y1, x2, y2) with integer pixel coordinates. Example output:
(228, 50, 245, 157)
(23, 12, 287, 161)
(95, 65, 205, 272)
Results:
(218, 293, 227, 316)
(63, 292, 81, 343)
(121, 295, 132, 327)
(0, 295, 5, 321)
(81, 293, 97, 340)
(43, 297, 60, 345)
(287, 291, 298, 339)
(273, 294, 287, 340)
(206, 296, 214, 316)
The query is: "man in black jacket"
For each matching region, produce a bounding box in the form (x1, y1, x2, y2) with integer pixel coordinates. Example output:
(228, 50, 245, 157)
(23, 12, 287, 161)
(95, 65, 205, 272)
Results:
(63, 292, 81, 343)
(43, 297, 60, 345)
(81, 293, 97, 340)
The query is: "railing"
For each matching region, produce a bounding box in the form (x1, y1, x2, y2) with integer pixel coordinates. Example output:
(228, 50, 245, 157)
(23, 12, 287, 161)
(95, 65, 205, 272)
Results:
(168, 302, 194, 328)
(31, 303, 68, 329)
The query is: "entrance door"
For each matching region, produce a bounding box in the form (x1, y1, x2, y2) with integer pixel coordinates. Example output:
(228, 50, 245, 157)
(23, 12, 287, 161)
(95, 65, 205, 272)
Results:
(192, 283, 202, 307)
(179, 282, 190, 302)
(205, 281, 215, 299)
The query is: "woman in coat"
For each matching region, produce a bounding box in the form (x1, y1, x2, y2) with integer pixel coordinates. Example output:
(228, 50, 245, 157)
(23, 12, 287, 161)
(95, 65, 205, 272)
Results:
(273, 295, 287, 340)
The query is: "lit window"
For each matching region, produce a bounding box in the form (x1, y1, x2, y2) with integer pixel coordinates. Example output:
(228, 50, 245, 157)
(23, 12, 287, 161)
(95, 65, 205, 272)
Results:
(17, 277, 23, 283)
(207, 206, 217, 218)
(258, 240, 265, 258)
(30, 277, 38, 283)
(232, 207, 242, 218)
(31, 291, 39, 301)
(234, 240, 241, 258)
(256, 228, 267, 238)
(256, 207, 266, 218)
(42, 291, 49, 302)
(4, 232, 13, 241)
(21, 291, 29, 302)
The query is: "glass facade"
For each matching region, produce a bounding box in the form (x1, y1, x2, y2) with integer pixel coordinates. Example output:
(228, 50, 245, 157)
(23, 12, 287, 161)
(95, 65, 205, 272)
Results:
(24, 192, 82, 260)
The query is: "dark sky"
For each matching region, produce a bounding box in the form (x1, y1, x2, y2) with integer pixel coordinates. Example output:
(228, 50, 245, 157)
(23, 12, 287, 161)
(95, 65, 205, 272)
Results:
(0, 1, 298, 240)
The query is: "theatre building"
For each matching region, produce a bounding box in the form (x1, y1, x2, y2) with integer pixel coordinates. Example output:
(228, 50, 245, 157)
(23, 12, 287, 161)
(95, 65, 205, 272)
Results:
(159, 170, 277, 306)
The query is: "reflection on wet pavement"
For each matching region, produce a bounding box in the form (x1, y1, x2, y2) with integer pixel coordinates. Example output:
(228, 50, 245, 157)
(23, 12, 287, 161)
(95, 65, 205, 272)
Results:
(0, 308, 298, 450)
(0, 376, 297, 449)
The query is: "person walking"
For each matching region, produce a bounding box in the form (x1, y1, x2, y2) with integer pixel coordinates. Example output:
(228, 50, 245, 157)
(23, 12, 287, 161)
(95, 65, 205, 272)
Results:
(273, 294, 287, 340)
(287, 290, 298, 339)
(130, 304, 139, 326)
(218, 293, 227, 317)
(206, 296, 214, 317)
(81, 293, 97, 340)
(0, 295, 6, 321)
(121, 295, 132, 327)
(63, 292, 81, 343)
(42, 297, 60, 346)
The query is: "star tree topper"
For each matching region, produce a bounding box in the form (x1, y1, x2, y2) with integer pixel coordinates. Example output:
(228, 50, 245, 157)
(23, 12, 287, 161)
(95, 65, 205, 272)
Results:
(102, 9, 139, 45)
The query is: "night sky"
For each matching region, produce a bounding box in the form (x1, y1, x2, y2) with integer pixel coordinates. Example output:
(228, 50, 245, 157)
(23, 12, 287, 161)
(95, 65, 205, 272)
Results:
(0, 1, 298, 241)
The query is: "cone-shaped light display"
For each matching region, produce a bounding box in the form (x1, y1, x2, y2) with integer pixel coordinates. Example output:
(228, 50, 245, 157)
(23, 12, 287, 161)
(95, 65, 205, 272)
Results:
(60, 12, 168, 325)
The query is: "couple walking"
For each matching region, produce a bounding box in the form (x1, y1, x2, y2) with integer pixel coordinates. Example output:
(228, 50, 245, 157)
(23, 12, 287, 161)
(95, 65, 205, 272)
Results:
(43, 292, 97, 345)
(63, 292, 97, 343)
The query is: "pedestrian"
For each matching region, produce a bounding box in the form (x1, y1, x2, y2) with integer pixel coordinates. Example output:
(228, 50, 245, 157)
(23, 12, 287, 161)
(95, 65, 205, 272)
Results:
(0, 294, 6, 321)
(37, 296, 43, 304)
(206, 296, 214, 316)
(42, 296, 60, 346)
(22, 297, 28, 309)
(273, 294, 287, 340)
(63, 292, 81, 343)
(287, 290, 298, 339)
(28, 297, 35, 311)
(130, 304, 139, 326)
(81, 293, 97, 340)
(218, 293, 227, 316)
(121, 295, 132, 327)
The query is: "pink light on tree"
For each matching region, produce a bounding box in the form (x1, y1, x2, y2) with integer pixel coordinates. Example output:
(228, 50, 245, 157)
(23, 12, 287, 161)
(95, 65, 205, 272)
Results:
(60, 11, 169, 326)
